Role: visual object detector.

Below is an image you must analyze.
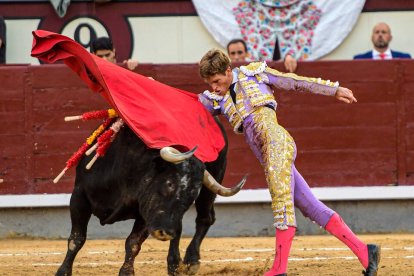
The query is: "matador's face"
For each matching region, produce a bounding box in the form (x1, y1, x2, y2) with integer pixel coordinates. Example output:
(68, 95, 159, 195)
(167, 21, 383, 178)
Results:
(204, 67, 233, 97)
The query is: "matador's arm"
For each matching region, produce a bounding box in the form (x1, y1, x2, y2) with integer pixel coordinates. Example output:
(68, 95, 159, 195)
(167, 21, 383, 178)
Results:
(264, 66, 338, 96)
(198, 91, 222, 116)
(240, 62, 338, 96)
(263, 64, 357, 104)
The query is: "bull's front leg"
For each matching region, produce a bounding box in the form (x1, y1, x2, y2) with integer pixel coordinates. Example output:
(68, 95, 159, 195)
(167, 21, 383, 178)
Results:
(56, 190, 91, 276)
(167, 223, 184, 275)
(119, 218, 149, 276)
(183, 188, 216, 275)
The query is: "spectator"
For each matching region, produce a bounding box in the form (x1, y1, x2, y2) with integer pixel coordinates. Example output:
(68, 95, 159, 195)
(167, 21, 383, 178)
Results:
(0, 16, 6, 64)
(354, 22, 411, 60)
(227, 38, 248, 63)
(90, 37, 138, 70)
(227, 38, 297, 72)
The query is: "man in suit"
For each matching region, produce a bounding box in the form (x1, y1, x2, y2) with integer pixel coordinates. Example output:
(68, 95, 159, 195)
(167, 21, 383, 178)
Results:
(354, 22, 411, 59)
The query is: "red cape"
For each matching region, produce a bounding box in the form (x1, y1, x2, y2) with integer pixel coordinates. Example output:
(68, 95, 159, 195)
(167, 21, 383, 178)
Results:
(31, 30, 224, 162)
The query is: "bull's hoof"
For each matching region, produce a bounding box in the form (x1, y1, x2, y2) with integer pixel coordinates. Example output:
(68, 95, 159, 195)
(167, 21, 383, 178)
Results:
(168, 259, 183, 276)
(169, 260, 201, 276)
(183, 262, 200, 275)
(170, 262, 199, 275)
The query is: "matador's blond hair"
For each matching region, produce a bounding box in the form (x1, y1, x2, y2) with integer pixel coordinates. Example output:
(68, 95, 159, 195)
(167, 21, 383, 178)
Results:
(199, 49, 231, 79)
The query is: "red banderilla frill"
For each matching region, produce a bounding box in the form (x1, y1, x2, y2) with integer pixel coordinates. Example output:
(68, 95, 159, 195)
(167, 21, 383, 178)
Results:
(53, 109, 119, 183)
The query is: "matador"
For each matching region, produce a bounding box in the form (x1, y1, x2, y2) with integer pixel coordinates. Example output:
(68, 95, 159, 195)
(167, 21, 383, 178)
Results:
(197, 49, 381, 276)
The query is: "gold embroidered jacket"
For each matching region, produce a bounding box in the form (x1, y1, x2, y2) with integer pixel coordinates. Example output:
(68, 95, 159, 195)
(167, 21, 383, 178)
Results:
(199, 61, 339, 133)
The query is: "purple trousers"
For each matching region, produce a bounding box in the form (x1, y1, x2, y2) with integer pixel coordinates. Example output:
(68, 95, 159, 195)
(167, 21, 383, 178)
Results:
(291, 165, 334, 228)
(244, 107, 334, 228)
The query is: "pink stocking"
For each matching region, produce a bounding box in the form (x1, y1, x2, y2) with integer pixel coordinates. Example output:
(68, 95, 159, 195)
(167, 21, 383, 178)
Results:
(325, 213, 369, 268)
(264, 226, 296, 276)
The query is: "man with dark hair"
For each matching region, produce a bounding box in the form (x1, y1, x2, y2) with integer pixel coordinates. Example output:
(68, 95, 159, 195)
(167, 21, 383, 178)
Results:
(90, 37, 138, 70)
(227, 38, 248, 63)
(227, 38, 298, 72)
(0, 16, 6, 64)
(354, 22, 411, 60)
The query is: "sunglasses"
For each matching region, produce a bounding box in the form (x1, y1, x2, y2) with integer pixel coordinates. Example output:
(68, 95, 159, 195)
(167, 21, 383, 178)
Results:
(230, 50, 245, 55)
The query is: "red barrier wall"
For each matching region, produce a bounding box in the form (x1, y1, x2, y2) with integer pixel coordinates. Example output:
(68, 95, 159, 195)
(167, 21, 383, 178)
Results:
(0, 60, 413, 195)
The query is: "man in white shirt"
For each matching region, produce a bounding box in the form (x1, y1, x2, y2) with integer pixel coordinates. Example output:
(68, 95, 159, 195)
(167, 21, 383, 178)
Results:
(354, 22, 411, 59)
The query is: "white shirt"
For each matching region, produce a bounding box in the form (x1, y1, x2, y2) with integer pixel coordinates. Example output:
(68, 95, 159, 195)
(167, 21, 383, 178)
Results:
(372, 48, 392, 60)
(232, 68, 239, 84)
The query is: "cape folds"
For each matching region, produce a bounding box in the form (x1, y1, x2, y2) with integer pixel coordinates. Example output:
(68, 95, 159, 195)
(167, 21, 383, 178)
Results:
(31, 30, 224, 162)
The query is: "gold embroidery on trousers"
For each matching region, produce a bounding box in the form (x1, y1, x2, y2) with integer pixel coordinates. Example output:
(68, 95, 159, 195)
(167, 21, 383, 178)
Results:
(252, 108, 296, 229)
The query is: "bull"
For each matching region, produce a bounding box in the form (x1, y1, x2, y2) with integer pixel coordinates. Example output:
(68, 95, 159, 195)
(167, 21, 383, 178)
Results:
(56, 119, 245, 276)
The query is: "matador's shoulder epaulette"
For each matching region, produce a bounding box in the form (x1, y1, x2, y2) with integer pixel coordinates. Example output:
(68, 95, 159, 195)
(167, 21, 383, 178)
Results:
(239, 61, 267, 76)
(202, 90, 223, 101)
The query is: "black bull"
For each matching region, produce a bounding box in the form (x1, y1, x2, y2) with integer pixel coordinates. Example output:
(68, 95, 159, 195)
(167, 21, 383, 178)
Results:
(56, 118, 245, 276)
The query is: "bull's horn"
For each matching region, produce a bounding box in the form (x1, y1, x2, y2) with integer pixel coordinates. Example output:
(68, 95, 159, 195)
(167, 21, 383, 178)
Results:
(203, 170, 246, 197)
(160, 146, 197, 164)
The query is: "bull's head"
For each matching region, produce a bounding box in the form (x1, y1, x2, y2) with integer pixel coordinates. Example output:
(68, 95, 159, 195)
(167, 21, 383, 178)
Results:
(160, 146, 246, 196)
(143, 146, 245, 241)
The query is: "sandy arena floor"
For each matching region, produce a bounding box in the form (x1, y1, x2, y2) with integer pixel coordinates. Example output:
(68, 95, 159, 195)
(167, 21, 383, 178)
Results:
(0, 234, 413, 275)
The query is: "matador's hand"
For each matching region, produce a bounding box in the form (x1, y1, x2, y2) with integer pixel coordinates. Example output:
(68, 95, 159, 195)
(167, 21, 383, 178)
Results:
(335, 86, 357, 104)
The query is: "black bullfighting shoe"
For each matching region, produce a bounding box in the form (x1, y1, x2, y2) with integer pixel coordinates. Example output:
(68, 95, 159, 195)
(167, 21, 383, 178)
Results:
(363, 244, 381, 276)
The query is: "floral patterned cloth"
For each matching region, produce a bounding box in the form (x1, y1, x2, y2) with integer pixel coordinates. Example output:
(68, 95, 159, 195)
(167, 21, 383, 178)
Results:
(259, 0, 300, 8)
(233, 0, 321, 61)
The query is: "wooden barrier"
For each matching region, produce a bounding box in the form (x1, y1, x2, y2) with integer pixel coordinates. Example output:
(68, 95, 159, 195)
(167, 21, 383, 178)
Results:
(0, 60, 413, 195)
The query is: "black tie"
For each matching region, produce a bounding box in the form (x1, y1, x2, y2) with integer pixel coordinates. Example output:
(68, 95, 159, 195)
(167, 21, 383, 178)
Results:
(229, 82, 244, 132)
(229, 83, 237, 104)
(272, 38, 281, 61)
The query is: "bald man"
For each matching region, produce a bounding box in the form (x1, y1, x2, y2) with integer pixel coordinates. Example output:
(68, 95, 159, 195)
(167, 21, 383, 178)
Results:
(354, 22, 411, 59)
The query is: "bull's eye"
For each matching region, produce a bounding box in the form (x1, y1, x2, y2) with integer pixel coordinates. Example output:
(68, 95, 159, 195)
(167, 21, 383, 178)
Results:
(166, 180, 175, 191)
(159, 179, 177, 197)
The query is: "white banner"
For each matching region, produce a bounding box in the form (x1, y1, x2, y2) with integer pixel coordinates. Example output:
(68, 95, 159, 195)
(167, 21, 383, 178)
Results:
(192, 0, 365, 61)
